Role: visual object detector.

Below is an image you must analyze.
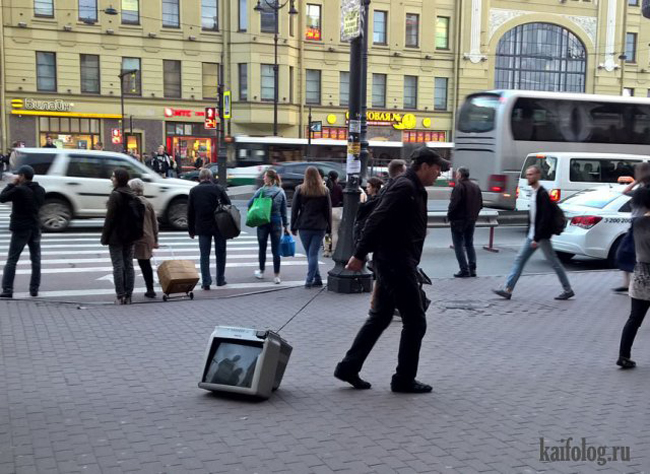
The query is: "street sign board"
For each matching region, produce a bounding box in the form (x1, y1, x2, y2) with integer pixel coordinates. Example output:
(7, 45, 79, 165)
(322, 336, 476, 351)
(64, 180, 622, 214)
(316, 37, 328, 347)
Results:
(223, 91, 231, 119)
(341, 0, 362, 42)
(111, 128, 122, 144)
(310, 121, 322, 133)
(204, 107, 217, 129)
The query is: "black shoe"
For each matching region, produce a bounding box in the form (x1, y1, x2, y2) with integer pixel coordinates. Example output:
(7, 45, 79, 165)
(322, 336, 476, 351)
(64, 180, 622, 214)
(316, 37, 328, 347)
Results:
(454, 271, 471, 278)
(492, 289, 512, 300)
(391, 379, 433, 394)
(613, 286, 628, 293)
(334, 363, 372, 390)
(313, 279, 324, 287)
(216, 281, 227, 287)
(29, 290, 38, 297)
(470, 270, 477, 277)
(305, 281, 313, 289)
(617, 357, 637, 369)
(144, 291, 156, 299)
(555, 290, 575, 301)
(123, 295, 132, 305)
(202, 285, 211, 291)
(0, 291, 13, 298)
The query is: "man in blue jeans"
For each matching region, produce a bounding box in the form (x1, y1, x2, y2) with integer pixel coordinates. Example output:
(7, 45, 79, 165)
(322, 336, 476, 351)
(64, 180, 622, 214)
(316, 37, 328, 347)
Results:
(188, 168, 231, 289)
(493, 165, 574, 301)
(0, 165, 45, 298)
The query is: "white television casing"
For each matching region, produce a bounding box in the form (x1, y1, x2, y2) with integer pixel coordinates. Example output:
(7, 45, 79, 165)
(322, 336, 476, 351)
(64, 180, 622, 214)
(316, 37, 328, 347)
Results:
(198, 326, 292, 399)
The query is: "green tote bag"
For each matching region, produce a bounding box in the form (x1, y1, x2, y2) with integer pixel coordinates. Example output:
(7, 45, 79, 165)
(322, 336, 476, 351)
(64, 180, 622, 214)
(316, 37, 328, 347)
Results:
(246, 190, 279, 227)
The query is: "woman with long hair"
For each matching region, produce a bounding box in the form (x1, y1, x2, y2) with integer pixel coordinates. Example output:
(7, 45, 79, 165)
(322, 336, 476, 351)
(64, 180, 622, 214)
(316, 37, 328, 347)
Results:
(290, 166, 332, 288)
(248, 168, 289, 284)
(129, 178, 159, 298)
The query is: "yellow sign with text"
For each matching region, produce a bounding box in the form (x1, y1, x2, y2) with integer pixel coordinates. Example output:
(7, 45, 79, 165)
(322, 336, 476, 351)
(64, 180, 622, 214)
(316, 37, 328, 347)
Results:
(345, 111, 419, 130)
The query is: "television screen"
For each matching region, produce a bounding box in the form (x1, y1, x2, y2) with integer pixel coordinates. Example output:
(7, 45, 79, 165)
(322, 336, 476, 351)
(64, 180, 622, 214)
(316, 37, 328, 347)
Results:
(204, 342, 262, 388)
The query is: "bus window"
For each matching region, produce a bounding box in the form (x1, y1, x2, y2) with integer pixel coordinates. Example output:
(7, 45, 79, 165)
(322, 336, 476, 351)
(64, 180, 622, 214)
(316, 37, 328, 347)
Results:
(520, 155, 557, 181)
(458, 94, 500, 133)
(569, 159, 640, 183)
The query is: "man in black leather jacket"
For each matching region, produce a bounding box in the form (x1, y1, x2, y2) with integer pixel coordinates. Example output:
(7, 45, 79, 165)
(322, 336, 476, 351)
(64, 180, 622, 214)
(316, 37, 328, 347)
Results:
(334, 147, 450, 394)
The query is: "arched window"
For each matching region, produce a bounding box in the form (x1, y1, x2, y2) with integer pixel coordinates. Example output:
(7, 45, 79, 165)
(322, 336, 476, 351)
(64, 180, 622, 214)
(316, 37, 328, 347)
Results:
(495, 23, 586, 92)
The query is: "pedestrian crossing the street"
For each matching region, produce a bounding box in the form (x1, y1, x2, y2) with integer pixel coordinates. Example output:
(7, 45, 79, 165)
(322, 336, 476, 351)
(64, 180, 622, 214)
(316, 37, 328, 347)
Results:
(0, 204, 315, 301)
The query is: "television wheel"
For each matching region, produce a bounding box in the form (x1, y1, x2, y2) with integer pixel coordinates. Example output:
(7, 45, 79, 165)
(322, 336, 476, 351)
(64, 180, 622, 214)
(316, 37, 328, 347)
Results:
(189, 292, 194, 300)
(163, 294, 168, 302)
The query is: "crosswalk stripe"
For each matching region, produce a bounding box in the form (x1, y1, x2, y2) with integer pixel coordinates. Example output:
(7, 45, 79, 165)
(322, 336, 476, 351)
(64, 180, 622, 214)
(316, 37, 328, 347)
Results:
(0, 248, 301, 256)
(0, 241, 263, 250)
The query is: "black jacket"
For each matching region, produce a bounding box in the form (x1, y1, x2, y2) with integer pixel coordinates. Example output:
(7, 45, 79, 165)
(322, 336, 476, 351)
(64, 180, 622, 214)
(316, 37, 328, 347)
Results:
(527, 185, 554, 242)
(354, 168, 427, 268)
(447, 179, 483, 222)
(330, 183, 344, 207)
(0, 181, 45, 232)
(188, 181, 231, 236)
(101, 186, 138, 246)
(290, 186, 332, 233)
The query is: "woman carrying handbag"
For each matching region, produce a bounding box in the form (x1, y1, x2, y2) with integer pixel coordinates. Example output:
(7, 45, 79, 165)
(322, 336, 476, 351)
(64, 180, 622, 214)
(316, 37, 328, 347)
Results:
(247, 169, 289, 284)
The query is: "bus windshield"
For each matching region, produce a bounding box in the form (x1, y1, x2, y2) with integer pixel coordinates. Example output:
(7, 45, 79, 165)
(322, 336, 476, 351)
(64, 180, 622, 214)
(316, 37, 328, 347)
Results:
(458, 94, 500, 133)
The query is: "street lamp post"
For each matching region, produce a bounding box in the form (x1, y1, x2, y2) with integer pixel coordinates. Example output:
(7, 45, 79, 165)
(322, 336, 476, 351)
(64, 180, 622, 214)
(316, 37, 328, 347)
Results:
(254, 0, 298, 136)
(327, 0, 373, 294)
(118, 69, 138, 153)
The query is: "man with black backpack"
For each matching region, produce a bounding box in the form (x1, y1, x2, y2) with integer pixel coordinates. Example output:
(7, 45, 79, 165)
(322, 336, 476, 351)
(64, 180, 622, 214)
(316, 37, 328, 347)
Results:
(493, 165, 574, 301)
(101, 168, 145, 305)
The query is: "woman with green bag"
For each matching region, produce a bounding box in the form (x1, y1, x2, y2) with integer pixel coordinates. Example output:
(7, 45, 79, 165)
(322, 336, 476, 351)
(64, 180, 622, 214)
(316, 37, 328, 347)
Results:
(247, 169, 289, 284)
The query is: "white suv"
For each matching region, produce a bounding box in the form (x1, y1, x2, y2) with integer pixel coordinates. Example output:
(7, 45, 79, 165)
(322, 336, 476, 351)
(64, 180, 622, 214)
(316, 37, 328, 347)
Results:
(8, 148, 197, 231)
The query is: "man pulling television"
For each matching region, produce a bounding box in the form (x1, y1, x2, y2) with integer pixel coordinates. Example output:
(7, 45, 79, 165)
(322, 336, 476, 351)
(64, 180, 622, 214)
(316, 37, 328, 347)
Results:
(334, 147, 450, 394)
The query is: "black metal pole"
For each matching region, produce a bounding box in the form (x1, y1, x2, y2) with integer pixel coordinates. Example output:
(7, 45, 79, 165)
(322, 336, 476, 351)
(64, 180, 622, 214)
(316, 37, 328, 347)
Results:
(307, 106, 312, 159)
(359, 0, 371, 181)
(273, 2, 279, 137)
(327, 3, 373, 294)
(217, 84, 228, 187)
(119, 77, 125, 153)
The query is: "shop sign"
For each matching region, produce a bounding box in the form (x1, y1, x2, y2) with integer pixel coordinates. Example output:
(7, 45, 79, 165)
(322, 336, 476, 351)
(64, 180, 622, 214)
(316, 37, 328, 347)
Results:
(164, 107, 206, 118)
(345, 111, 418, 130)
(403, 131, 447, 143)
(12, 98, 73, 112)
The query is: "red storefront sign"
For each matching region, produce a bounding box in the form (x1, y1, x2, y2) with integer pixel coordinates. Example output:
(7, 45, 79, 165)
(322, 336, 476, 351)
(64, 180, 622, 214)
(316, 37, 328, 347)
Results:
(164, 108, 206, 118)
(403, 131, 447, 143)
(307, 126, 348, 140)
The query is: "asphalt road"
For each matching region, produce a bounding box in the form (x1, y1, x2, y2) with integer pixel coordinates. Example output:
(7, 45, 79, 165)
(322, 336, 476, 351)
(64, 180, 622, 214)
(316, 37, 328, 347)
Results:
(0, 200, 614, 304)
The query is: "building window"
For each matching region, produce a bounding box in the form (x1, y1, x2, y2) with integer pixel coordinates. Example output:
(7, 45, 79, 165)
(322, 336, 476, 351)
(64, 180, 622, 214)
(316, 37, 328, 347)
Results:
(289, 66, 294, 103)
(623, 88, 635, 97)
(163, 60, 181, 98)
(340, 71, 350, 107)
(162, 0, 180, 28)
(202, 0, 218, 31)
(306, 69, 321, 105)
(405, 13, 419, 48)
(239, 63, 248, 101)
(436, 17, 450, 50)
(629, 0, 639, 5)
(202, 63, 219, 99)
(306, 4, 321, 41)
(79, 0, 97, 22)
(121, 57, 141, 95)
(495, 23, 586, 93)
(35, 0, 54, 17)
(373, 10, 387, 45)
(122, 0, 139, 24)
(260, 2, 275, 33)
(404, 76, 417, 109)
(372, 74, 386, 108)
(80, 54, 100, 94)
(626, 33, 637, 63)
(239, 0, 247, 31)
(261, 64, 275, 101)
(434, 77, 448, 111)
(36, 52, 57, 92)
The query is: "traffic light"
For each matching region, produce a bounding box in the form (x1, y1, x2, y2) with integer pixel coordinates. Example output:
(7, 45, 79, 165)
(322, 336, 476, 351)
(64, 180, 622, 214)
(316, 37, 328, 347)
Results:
(205, 107, 217, 129)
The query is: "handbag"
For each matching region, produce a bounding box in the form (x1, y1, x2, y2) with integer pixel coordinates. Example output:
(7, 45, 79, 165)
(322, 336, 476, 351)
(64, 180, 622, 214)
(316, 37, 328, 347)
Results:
(616, 220, 636, 273)
(214, 202, 241, 240)
(280, 234, 296, 257)
(246, 190, 280, 227)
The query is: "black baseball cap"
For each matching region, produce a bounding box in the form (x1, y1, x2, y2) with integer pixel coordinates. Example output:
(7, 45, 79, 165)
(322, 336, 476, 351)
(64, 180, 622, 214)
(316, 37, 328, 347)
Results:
(16, 165, 35, 180)
(410, 147, 451, 172)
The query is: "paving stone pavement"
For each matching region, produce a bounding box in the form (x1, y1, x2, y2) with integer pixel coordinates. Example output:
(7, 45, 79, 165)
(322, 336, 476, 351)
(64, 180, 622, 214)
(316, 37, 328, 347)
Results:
(1, 270, 649, 474)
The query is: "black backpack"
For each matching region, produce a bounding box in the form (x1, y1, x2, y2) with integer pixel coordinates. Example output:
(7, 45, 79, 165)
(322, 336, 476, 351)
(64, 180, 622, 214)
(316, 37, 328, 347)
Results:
(121, 192, 145, 242)
(550, 200, 567, 235)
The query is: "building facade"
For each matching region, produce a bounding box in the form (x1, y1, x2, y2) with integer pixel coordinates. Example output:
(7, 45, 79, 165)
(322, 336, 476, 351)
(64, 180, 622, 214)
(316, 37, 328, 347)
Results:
(0, 0, 648, 164)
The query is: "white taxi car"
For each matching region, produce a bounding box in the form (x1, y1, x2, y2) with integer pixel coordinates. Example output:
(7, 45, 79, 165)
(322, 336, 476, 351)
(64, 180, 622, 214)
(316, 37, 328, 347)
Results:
(551, 186, 633, 266)
(7, 148, 197, 231)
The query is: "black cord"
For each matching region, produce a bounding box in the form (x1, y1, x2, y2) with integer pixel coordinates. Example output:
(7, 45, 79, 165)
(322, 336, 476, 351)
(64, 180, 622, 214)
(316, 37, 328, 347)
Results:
(276, 285, 326, 333)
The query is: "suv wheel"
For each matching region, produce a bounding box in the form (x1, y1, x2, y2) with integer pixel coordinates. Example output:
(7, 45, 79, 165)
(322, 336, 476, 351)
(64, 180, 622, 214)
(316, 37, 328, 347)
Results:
(40, 198, 72, 232)
(166, 197, 188, 230)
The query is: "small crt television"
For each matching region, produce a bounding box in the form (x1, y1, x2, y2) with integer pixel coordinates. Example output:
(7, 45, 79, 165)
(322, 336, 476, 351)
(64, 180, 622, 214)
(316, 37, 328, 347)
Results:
(198, 326, 293, 399)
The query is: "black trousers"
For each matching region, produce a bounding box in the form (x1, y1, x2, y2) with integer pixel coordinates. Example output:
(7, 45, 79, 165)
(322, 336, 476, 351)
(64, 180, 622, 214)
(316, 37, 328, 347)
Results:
(138, 258, 154, 292)
(619, 298, 650, 359)
(339, 263, 427, 382)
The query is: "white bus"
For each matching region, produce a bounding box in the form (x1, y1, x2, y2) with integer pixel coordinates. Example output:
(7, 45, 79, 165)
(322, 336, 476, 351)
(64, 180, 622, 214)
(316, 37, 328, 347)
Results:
(453, 90, 650, 210)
